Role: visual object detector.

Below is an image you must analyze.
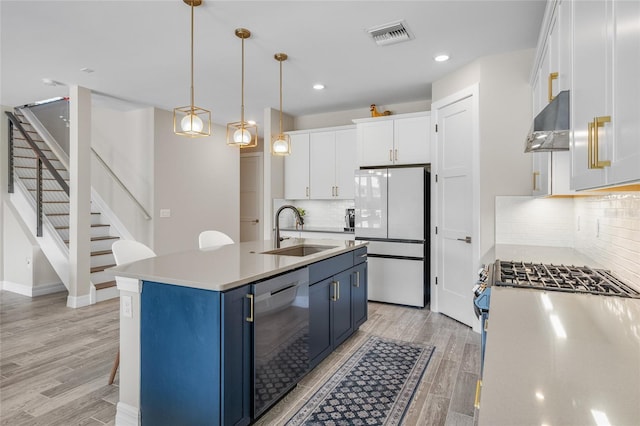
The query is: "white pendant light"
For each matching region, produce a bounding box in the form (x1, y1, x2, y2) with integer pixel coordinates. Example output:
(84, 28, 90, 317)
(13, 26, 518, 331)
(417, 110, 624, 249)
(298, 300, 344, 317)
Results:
(227, 28, 258, 148)
(271, 53, 291, 156)
(173, 0, 211, 138)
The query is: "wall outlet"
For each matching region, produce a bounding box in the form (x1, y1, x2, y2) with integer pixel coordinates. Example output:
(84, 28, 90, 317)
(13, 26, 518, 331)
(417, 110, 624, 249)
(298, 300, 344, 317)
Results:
(122, 295, 133, 318)
(160, 209, 171, 218)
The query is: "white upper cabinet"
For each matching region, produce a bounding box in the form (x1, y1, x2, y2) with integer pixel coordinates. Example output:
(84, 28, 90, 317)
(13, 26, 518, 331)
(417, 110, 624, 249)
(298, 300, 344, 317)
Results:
(572, 0, 640, 190)
(284, 133, 310, 199)
(354, 112, 431, 167)
(309, 127, 357, 199)
(285, 125, 356, 200)
(530, 0, 573, 197)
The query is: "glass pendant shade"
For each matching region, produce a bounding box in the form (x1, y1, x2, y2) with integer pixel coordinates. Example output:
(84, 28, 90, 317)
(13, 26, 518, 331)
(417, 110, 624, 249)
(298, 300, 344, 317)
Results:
(173, 0, 210, 138)
(227, 28, 258, 148)
(272, 133, 291, 155)
(272, 52, 291, 156)
(226, 120, 258, 147)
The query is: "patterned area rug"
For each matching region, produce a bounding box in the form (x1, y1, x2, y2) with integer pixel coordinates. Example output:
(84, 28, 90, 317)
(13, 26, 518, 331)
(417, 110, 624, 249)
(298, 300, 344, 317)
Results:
(286, 336, 435, 426)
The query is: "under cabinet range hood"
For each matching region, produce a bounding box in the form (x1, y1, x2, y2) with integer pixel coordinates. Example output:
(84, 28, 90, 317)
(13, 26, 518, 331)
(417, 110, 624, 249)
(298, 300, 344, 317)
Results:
(524, 90, 570, 152)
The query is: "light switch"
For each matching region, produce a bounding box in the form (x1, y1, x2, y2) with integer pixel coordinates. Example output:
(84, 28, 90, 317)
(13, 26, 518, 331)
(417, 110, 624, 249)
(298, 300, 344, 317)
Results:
(160, 209, 171, 218)
(122, 295, 133, 318)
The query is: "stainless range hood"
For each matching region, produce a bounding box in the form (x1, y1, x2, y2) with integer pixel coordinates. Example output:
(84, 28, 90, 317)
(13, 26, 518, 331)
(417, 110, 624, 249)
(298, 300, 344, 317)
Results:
(524, 90, 570, 152)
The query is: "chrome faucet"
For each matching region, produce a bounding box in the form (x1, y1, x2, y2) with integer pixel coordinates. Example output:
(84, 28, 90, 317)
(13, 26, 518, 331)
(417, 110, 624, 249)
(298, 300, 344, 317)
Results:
(274, 204, 304, 248)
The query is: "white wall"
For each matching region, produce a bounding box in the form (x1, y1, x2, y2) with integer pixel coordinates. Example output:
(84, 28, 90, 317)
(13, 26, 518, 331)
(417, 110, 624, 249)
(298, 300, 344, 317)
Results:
(293, 99, 431, 130)
(153, 108, 239, 255)
(432, 48, 535, 256)
(91, 106, 154, 245)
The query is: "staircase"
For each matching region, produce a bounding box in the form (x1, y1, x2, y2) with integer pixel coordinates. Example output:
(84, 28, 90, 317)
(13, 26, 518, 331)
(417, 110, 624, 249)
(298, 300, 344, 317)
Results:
(8, 107, 121, 302)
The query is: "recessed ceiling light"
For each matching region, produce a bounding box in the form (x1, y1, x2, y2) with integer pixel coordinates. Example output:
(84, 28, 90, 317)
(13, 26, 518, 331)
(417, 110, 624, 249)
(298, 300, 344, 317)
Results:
(80, 67, 95, 73)
(434, 54, 450, 62)
(313, 83, 325, 90)
(42, 78, 63, 86)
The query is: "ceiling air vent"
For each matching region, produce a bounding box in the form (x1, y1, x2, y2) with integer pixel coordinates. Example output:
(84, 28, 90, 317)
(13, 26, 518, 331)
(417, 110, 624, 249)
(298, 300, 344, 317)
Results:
(367, 20, 414, 46)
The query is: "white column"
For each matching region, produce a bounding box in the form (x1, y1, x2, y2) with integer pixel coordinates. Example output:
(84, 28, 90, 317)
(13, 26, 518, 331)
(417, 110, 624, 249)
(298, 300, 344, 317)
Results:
(67, 86, 92, 308)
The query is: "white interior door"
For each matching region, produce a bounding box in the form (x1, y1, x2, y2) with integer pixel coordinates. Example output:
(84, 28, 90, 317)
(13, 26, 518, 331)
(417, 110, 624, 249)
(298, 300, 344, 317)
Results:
(240, 153, 262, 242)
(433, 89, 478, 327)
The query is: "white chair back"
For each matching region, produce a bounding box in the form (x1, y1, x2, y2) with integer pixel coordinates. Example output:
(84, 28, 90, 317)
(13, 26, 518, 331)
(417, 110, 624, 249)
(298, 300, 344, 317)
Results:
(198, 230, 234, 249)
(112, 240, 156, 266)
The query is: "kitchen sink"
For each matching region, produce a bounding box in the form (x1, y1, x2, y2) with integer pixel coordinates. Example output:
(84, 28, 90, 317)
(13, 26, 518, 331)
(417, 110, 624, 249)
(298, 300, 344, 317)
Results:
(261, 244, 337, 257)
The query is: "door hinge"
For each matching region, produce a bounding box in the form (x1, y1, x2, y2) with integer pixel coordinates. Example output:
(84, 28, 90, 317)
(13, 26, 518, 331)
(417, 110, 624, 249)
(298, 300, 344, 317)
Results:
(435, 124, 438, 132)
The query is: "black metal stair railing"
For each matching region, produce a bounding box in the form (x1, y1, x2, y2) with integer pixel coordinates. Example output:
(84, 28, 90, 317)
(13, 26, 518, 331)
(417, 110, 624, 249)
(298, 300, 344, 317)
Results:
(5, 111, 70, 237)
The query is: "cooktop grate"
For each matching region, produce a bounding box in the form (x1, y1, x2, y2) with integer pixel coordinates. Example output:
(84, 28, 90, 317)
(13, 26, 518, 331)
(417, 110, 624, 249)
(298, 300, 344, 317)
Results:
(494, 260, 640, 298)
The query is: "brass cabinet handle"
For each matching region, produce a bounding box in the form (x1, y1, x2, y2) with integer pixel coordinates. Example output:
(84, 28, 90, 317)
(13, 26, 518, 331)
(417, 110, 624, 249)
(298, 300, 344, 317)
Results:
(306, 186, 309, 197)
(389, 149, 393, 161)
(331, 281, 337, 301)
(474, 379, 482, 409)
(592, 116, 611, 168)
(246, 294, 254, 323)
(532, 171, 540, 191)
(548, 72, 558, 103)
(354, 271, 360, 287)
(588, 120, 594, 168)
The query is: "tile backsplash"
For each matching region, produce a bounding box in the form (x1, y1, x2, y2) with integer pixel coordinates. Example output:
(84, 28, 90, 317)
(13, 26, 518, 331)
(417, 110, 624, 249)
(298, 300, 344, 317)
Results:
(273, 199, 355, 229)
(496, 194, 640, 285)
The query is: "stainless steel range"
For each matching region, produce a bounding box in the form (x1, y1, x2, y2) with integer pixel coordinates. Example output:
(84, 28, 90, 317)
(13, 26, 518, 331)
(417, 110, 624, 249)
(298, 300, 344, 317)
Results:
(493, 259, 640, 298)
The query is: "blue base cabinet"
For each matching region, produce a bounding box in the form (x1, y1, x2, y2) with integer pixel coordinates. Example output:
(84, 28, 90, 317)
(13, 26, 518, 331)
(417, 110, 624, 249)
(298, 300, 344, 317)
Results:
(308, 247, 368, 369)
(141, 282, 251, 426)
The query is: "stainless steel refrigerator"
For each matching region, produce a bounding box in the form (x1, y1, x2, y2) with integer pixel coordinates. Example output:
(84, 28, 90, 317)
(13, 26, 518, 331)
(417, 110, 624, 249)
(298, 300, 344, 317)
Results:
(354, 166, 428, 307)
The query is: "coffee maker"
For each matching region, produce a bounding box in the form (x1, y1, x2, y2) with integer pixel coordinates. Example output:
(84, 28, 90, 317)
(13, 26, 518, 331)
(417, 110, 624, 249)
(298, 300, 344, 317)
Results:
(345, 208, 355, 231)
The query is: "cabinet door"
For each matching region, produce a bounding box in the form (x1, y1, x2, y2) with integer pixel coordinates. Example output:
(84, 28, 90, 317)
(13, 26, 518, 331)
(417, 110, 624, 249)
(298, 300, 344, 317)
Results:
(357, 120, 394, 167)
(309, 278, 332, 369)
(309, 131, 336, 199)
(221, 285, 252, 426)
(394, 115, 430, 164)
(532, 152, 551, 197)
(334, 128, 357, 199)
(351, 263, 367, 330)
(610, 0, 640, 185)
(284, 133, 310, 199)
(331, 269, 353, 348)
(571, 0, 610, 190)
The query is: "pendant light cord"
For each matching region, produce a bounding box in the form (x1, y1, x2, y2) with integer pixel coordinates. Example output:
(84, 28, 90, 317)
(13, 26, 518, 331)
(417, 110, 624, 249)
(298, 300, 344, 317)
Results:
(190, 1, 195, 112)
(279, 58, 283, 135)
(241, 35, 245, 128)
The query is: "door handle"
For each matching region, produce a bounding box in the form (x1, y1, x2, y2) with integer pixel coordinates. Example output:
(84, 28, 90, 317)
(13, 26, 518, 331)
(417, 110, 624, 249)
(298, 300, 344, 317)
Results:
(532, 171, 540, 191)
(457, 236, 472, 244)
(306, 186, 309, 197)
(331, 281, 337, 301)
(337, 280, 340, 300)
(394, 149, 398, 162)
(335, 186, 339, 197)
(548, 72, 558, 103)
(246, 294, 254, 322)
(354, 271, 360, 287)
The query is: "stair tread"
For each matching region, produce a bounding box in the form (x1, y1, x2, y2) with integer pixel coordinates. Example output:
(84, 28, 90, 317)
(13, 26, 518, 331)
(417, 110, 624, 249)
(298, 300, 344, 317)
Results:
(94, 281, 117, 291)
(64, 235, 119, 244)
(91, 264, 116, 273)
(91, 249, 113, 256)
(55, 223, 110, 230)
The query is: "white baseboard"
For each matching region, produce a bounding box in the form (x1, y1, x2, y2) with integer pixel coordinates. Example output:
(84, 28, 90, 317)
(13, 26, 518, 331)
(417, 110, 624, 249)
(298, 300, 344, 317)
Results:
(1, 280, 66, 297)
(115, 402, 139, 426)
(66, 293, 92, 308)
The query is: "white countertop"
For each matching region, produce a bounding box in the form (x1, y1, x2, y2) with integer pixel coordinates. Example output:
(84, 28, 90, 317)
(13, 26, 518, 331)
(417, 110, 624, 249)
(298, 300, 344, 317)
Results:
(479, 286, 640, 426)
(107, 238, 366, 292)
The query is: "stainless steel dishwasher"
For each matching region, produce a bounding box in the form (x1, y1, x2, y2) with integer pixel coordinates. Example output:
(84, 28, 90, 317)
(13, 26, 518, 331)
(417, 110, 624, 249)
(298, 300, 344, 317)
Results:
(252, 268, 309, 418)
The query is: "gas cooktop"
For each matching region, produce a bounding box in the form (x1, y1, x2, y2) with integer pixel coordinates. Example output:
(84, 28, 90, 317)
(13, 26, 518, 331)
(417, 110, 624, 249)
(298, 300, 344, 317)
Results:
(493, 259, 640, 299)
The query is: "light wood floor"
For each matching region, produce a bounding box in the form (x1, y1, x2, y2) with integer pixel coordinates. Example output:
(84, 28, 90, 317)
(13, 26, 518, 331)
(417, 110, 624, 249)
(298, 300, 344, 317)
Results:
(1, 291, 479, 425)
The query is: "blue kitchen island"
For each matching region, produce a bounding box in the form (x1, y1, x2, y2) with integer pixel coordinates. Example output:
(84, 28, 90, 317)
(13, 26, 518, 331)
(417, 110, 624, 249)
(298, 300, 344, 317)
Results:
(109, 238, 368, 426)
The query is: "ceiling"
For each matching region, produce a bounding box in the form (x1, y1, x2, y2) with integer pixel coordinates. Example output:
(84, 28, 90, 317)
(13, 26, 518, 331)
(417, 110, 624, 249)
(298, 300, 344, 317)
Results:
(1, 1, 546, 130)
